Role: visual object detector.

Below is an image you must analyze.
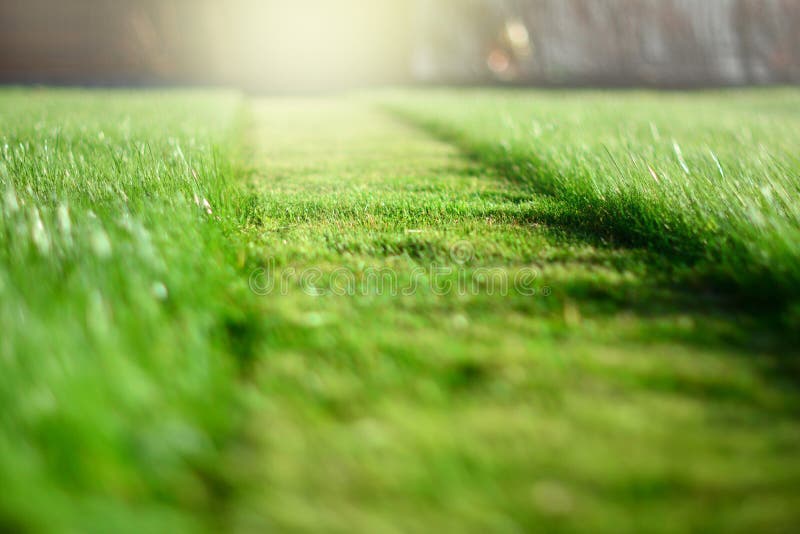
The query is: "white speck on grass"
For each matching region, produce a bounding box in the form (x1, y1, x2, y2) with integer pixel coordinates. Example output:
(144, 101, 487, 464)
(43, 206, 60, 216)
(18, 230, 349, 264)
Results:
(151, 281, 168, 301)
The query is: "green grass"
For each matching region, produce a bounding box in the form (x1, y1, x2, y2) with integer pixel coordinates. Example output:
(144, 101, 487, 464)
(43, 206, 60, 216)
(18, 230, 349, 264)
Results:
(381, 89, 800, 305)
(2, 89, 800, 533)
(0, 89, 249, 532)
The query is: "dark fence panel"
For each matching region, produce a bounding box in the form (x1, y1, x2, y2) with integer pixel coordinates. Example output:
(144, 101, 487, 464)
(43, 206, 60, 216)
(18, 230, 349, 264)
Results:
(413, 0, 800, 86)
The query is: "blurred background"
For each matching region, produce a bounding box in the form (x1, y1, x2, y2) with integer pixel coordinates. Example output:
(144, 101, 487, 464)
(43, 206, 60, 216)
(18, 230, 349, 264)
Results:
(1, 0, 798, 91)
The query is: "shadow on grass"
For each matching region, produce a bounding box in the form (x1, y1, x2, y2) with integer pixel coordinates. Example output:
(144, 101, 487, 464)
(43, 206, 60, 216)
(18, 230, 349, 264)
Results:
(359, 108, 800, 390)
(383, 106, 800, 310)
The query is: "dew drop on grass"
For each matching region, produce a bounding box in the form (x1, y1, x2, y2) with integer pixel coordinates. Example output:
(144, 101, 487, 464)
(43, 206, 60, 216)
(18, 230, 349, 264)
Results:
(151, 281, 168, 301)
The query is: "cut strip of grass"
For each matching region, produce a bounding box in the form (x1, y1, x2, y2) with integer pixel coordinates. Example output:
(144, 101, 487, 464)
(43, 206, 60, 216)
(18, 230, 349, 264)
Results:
(0, 89, 249, 532)
(380, 89, 800, 305)
(229, 98, 800, 533)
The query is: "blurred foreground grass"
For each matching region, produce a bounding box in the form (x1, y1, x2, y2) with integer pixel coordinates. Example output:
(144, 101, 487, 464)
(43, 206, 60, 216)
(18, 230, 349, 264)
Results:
(1, 89, 800, 533)
(0, 89, 248, 531)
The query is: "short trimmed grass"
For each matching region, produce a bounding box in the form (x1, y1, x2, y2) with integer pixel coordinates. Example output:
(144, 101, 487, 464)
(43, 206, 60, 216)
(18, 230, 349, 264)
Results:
(1, 90, 800, 533)
(231, 98, 800, 532)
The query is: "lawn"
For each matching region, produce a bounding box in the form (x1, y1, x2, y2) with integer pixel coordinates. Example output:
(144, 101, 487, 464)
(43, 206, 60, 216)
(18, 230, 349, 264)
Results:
(1, 88, 799, 533)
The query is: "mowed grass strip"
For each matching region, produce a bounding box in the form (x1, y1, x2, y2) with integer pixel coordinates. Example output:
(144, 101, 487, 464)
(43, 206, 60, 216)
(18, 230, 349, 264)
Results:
(230, 99, 800, 533)
(382, 89, 800, 305)
(0, 89, 251, 532)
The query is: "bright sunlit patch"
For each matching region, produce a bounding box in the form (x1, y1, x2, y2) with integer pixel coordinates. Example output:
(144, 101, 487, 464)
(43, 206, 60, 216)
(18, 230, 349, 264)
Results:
(219, 0, 408, 90)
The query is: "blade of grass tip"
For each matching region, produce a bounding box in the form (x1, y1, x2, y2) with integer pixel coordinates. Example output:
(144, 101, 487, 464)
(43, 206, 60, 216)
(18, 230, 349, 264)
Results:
(673, 140, 690, 175)
(647, 165, 661, 184)
(107, 144, 123, 176)
(602, 145, 625, 180)
(649, 121, 661, 142)
(708, 148, 725, 178)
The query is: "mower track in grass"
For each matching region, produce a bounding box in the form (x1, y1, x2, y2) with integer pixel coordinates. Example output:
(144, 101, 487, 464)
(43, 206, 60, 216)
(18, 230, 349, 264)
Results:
(379, 90, 800, 307)
(226, 97, 800, 533)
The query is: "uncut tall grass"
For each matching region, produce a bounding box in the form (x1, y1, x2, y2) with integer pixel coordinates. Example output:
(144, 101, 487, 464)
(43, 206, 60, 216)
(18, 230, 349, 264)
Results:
(0, 90, 245, 531)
